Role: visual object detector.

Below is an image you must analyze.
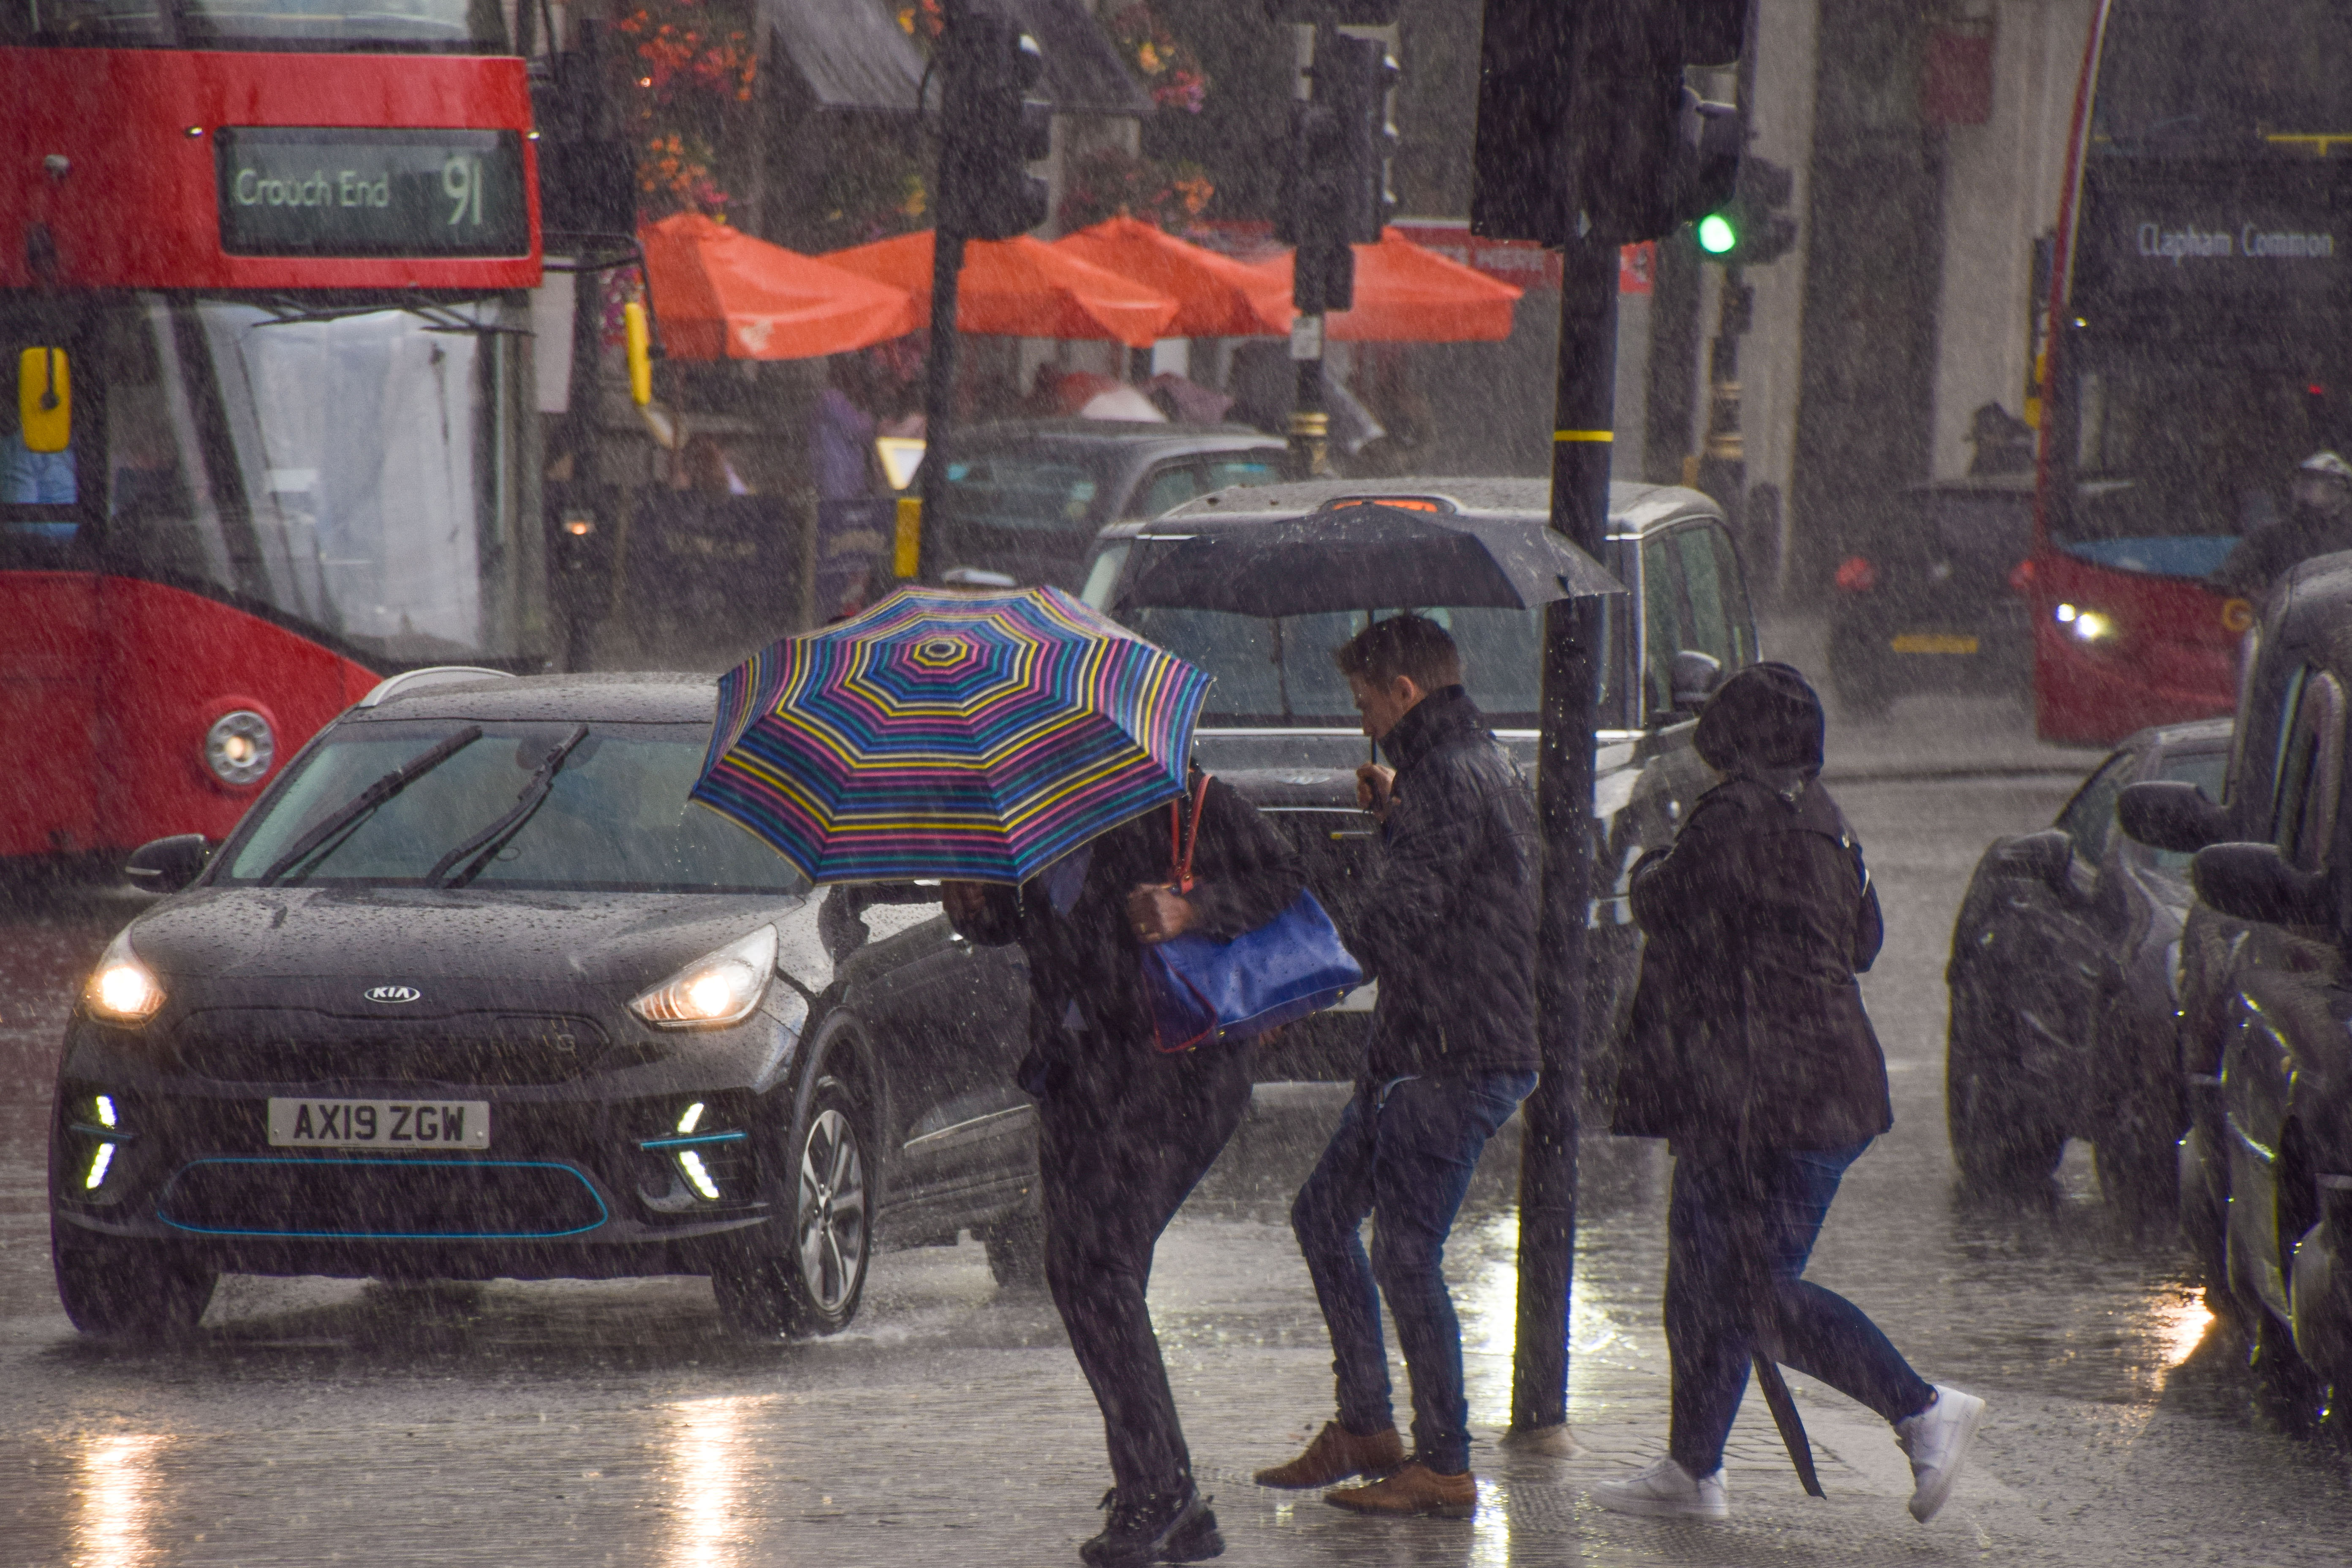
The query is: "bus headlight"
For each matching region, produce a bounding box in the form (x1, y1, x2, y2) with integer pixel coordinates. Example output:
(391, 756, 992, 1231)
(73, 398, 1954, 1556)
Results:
(2055, 603, 2115, 642)
(204, 710, 275, 786)
(84, 929, 165, 1024)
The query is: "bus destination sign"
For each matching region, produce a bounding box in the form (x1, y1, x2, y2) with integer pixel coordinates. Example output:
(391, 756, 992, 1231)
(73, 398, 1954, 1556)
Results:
(217, 128, 528, 258)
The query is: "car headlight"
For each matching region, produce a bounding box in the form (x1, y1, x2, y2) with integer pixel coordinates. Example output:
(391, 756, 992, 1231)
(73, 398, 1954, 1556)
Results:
(83, 928, 165, 1024)
(628, 926, 778, 1030)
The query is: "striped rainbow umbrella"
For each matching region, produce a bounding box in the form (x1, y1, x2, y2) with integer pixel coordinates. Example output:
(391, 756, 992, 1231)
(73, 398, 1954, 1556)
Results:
(692, 586, 1210, 885)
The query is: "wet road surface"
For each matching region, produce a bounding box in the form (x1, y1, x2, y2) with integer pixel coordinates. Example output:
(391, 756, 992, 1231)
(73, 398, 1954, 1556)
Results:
(3, 674, 2350, 1567)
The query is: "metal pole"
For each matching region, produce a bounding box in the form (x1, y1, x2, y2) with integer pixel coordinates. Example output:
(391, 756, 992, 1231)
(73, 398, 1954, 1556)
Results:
(1290, 315, 1329, 479)
(1693, 268, 1751, 541)
(1509, 232, 1616, 1447)
(916, 225, 964, 581)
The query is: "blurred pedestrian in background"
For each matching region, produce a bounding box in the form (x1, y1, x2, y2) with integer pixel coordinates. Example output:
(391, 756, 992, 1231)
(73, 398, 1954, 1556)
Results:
(943, 773, 1303, 1567)
(1595, 662, 1986, 1524)
(1255, 614, 1537, 1520)
(2207, 449, 2352, 600)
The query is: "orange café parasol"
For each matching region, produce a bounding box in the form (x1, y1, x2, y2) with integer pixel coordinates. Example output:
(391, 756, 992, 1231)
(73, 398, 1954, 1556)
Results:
(1247, 231, 1524, 342)
(640, 213, 920, 361)
(1052, 216, 1288, 338)
(822, 231, 1180, 350)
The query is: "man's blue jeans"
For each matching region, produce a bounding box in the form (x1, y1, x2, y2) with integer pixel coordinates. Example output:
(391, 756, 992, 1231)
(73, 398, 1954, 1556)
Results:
(1665, 1140, 1936, 1476)
(1291, 1071, 1537, 1476)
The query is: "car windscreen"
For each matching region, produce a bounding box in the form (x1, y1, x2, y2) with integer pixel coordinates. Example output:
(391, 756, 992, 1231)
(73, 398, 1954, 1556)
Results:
(942, 452, 1112, 533)
(219, 720, 808, 893)
(1118, 603, 1608, 729)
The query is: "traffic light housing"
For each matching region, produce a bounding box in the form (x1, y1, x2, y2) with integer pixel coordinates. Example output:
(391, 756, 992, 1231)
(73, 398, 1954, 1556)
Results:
(1276, 30, 1399, 313)
(1695, 156, 1797, 267)
(1470, 0, 1748, 247)
(938, 15, 1051, 242)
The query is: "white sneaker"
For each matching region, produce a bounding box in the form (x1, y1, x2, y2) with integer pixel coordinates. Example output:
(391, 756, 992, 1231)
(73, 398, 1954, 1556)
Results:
(1588, 1457, 1729, 1519)
(1894, 1385, 1986, 1522)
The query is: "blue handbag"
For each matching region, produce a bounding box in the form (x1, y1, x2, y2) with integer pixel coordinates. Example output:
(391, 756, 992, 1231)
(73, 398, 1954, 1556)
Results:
(1141, 774, 1366, 1053)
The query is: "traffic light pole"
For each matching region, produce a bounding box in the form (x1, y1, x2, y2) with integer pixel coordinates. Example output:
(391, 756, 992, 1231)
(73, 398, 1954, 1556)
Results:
(1509, 232, 1616, 1452)
(916, 223, 965, 581)
(1692, 266, 1751, 541)
(1289, 314, 1329, 480)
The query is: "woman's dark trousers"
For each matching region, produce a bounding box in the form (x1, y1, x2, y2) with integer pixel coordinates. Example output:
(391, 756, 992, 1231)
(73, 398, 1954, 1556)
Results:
(1665, 1139, 1935, 1476)
(1039, 1044, 1255, 1500)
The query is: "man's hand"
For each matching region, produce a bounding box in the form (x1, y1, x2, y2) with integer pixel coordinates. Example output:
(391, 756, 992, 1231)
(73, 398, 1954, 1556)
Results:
(940, 880, 990, 928)
(1127, 883, 1199, 944)
(1356, 763, 1397, 822)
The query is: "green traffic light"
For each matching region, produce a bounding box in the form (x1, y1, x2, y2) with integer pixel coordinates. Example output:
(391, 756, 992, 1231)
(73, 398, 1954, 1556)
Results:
(1697, 212, 1737, 255)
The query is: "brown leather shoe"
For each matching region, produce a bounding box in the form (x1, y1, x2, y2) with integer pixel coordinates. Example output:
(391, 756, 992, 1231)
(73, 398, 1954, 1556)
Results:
(1323, 1461, 1478, 1519)
(1253, 1421, 1406, 1489)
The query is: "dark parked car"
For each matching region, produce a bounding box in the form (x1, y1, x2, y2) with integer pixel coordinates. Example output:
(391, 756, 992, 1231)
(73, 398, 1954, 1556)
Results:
(2115, 551, 2352, 1417)
(924, 418, 1284, 590)
(1826, 476, 2035, 716)
(1081, 476, 1758, 1083)
(49, 668, 1040, 1342)
(1943, 717, 2230, 1207)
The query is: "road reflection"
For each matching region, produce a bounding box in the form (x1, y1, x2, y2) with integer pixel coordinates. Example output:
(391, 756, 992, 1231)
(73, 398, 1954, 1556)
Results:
(73, 1434, 168, 1568)
(664, 1394, 772, 1568)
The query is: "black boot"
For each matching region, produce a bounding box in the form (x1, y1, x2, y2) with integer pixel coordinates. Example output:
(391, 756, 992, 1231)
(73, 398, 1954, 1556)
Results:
(1079, 1484, 1223, 1566)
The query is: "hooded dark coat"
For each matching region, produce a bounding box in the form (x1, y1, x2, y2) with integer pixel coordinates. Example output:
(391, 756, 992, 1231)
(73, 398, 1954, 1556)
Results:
(1612, 664, 1893, 1151)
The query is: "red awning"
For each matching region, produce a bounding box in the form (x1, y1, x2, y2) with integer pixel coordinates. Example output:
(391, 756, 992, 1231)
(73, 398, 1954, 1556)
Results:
(822, 231, 1180, 349)
(1052, 217, 1286, 338)
(642, 213, 919, 361)
(1246, 232, 1525, 342)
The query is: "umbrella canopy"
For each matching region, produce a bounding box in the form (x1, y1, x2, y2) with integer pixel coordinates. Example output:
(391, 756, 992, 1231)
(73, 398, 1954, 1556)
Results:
(822, 232, 1180, 349)
(692, 586, 1210, 885)
(1053, 216, 1289, 338)
(1246, 232, 1524, 342)
(641, 213, 919, 361)
(1112, 502, 1623, 619)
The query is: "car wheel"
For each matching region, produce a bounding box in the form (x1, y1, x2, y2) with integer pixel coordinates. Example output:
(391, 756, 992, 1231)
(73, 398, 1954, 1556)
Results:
(983, 1198, 1047, 1291)
(714, 1071, 872, 1339)
(2248, 1304, 2327, 1435)
(1946, 978, 2065, 1191)
(2093, 1008, 2182, 1217)
(52, 1230, 215, 1342)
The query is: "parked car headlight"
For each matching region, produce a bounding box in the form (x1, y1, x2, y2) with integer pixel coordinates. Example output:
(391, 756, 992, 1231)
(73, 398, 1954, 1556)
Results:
(83, 928, 165, 1024)
(629, 926, 778, 1029)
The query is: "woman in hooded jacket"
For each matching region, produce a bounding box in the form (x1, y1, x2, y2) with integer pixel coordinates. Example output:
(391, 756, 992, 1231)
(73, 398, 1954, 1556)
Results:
(1592, 663, 1987, 1525)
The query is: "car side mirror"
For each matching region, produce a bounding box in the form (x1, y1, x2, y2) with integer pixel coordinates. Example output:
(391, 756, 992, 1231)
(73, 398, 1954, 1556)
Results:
(2117, 780, 2228, 854)
(125, 834, 210, 893)
(1997, 828, 2077, 895)
(2192, 842, 2332, 927)
(1670, 649, 1725, 713)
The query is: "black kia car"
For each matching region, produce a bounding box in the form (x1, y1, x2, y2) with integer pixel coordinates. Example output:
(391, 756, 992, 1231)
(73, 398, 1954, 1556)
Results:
(1825, 475, 2036, 715)
(49, 668, 1041, 1341)
(1943, 716, 2230, 1208)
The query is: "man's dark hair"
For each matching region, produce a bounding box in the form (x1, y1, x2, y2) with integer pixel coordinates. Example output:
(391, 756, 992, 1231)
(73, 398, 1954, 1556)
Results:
(1332, 613, 1463, 692)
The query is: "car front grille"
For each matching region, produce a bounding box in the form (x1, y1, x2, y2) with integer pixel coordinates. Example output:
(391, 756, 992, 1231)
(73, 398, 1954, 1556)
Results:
(157, 1156, 609, 1239)
(174, 1014, 612, 1087)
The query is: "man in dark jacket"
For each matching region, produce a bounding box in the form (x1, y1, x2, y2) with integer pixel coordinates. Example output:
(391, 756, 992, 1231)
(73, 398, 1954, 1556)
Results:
(944, 771, 1302, 1568)
(1253, 614, 1539, 1519)
(1593, 663, 1985, 1525)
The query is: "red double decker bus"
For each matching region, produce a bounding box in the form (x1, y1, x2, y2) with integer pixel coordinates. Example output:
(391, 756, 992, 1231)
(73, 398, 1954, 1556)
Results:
(2031, 0, 2352, 744)
(2, 2, 544, 862)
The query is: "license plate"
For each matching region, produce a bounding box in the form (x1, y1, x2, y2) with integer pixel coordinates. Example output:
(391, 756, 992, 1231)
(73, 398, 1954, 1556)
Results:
(1889, 633, 1979, 655)
(266, 1098, 490, 1150)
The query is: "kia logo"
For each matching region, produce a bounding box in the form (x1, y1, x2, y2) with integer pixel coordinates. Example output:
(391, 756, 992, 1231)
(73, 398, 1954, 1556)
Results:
(364, 985, 421, 1005)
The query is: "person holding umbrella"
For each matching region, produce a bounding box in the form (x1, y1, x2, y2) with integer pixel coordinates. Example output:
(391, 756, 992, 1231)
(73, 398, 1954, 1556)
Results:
(1593, 662, 1985, 1523)
(941, 774, 1301, 1566)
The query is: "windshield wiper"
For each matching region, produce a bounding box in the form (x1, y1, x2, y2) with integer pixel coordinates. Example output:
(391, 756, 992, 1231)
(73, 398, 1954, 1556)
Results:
(259, 726, 484, 886)
(430, 724, 591, 888)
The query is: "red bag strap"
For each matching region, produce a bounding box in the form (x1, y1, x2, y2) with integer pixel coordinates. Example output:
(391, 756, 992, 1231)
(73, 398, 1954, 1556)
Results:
(1168, 770, 1213, 894)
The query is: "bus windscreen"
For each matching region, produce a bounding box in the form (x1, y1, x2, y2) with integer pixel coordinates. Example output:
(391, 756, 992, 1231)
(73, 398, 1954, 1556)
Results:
(2, 0, 505, 49)
(2094, 0, 2352, 153)
(2060, 348, 2348, 577)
